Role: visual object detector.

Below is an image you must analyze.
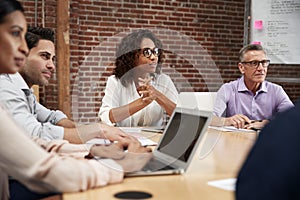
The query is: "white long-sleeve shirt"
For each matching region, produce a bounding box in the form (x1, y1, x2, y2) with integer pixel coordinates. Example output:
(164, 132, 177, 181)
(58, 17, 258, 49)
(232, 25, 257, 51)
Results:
(0, 73, 66, 141)
(0, 104, 123, 200)
(99, 74, 178, 127)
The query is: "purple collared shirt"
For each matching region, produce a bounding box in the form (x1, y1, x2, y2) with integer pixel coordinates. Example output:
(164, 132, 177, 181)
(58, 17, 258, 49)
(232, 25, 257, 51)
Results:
(213, 76, 294, 120)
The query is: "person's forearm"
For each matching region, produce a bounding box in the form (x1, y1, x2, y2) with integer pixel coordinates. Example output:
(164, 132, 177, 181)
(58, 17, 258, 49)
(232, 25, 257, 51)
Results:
(210, 116, 228, 127)
(109, 98, 149, 123)
(56, 118, 76, 128)
(63, 123, 104, 144)
(155, 91, 176, 116)
(63, 128, 84, 144)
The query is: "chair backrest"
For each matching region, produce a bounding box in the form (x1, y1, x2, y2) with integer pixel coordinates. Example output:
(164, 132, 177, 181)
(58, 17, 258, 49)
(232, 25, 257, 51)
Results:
(177, 92, 217, 111)
(32, 85, 39, 102)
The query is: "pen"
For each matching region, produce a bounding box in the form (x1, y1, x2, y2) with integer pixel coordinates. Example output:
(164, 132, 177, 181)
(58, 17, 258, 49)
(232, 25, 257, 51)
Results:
(141, 128, 164, 133)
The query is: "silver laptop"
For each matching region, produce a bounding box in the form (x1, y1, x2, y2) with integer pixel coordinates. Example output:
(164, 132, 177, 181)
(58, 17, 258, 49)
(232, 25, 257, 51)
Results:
(126, 107, 212, 177)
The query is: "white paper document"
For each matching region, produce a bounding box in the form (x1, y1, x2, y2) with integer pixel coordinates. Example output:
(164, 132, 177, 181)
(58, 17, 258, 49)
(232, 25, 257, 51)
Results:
(86, 138, 157, 146)
(209, 126, 256, 133)
(120, 127, 158, 146)
(119, 127, 142, 133)
(86, 127, 158, 146)
(207, 178, 236, 191)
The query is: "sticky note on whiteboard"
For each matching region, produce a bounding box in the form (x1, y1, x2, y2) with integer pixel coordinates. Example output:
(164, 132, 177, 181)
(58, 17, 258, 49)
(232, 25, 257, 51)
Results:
(254, 20, 263, 30)
(252, 41, 261, 45)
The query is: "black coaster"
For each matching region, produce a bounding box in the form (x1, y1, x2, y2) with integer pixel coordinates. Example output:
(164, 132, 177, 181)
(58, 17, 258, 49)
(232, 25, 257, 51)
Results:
(114, 191, 153, 199)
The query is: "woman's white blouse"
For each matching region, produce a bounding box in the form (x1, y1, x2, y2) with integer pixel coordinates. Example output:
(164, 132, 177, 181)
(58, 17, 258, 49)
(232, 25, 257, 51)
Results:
(99, 74, 178, 127)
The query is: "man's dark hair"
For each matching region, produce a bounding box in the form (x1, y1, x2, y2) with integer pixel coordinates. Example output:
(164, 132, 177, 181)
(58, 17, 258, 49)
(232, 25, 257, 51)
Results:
(25, 26, 55, 50)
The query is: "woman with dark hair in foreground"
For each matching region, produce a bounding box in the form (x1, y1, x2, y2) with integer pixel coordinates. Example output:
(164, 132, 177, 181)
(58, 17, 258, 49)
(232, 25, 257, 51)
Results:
(0, 1, 151, 199)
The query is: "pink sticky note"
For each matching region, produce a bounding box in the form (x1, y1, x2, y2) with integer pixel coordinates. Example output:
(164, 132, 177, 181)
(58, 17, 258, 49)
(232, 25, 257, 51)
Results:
(252, 41, 261, 45)
(254, 20, 263, 30)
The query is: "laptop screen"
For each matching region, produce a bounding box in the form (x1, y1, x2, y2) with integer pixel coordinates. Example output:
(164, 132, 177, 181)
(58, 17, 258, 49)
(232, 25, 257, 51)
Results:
(157, 112, 208, 162)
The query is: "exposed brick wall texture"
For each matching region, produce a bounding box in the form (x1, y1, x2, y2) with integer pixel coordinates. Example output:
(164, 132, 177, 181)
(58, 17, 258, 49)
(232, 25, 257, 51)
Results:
(20, 0, 300, 123)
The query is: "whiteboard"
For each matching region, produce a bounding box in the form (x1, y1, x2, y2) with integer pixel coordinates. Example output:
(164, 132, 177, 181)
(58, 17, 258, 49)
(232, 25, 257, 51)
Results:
(251, 0, 300, 64)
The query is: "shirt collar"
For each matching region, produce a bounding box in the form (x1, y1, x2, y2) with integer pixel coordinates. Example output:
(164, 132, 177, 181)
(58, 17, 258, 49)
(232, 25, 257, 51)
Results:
(8, 73, 29, 90)
(8, 73, 32, 95)
(237, 76, 248, 92)
(237, 75, 268, 93)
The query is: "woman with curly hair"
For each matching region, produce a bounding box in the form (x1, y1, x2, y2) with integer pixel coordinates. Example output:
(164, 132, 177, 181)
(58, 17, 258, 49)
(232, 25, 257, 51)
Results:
(99, 29, 178, 127)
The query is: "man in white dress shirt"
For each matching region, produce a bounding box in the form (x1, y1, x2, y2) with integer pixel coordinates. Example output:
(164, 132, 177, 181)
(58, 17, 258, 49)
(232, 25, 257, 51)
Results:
(0, 26, 131, 144)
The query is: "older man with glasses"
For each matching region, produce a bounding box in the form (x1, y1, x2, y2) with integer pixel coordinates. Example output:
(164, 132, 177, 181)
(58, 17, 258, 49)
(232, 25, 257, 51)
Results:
(211, 44, 294, 130)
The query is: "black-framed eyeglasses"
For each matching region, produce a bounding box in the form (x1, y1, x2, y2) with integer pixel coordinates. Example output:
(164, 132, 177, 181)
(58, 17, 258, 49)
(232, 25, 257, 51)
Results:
(241, 59, 270, 68)
(141, 47, 161, 58)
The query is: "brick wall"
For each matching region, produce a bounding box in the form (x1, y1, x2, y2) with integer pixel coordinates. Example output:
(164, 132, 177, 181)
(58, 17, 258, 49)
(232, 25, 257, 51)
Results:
(20, 0, 300, 123)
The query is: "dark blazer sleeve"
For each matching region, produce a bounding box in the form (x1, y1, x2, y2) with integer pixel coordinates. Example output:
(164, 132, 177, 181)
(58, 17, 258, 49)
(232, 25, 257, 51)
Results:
(236, 101, 300, 200)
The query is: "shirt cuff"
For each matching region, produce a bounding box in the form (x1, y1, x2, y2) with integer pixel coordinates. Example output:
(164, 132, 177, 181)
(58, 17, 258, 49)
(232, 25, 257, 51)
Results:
(99, 110, 115, 126)
(41, 123, 64, 141)
(50, 110, 68, 124)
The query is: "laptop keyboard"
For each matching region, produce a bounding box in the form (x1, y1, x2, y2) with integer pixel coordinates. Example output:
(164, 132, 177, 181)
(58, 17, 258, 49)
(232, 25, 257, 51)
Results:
(142, 158, 175, 171)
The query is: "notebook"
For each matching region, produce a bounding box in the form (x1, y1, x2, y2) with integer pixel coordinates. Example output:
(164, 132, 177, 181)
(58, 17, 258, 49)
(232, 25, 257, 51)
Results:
(125, 107, 212, 177)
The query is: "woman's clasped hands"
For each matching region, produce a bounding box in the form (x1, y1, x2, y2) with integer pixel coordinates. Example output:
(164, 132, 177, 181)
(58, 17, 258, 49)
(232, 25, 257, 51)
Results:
(137, 76, 159, 104)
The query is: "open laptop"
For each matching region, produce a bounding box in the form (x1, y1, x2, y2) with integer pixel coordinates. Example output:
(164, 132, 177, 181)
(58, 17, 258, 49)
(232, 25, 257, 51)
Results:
(126, 107, 212, 177)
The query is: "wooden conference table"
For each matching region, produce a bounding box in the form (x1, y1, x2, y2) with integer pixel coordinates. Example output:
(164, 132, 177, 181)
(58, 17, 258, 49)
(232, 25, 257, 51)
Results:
(63, 128, 257, 200)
